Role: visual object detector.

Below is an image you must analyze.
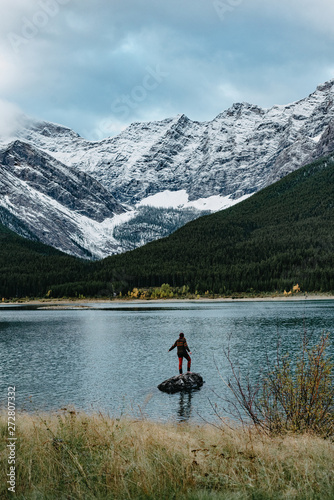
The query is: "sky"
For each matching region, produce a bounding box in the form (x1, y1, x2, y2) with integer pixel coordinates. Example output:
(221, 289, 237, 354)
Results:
(1, 0, 334, 140)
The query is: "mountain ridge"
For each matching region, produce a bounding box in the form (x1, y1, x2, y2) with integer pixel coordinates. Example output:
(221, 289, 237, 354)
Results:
(0, 79, 334, 258)
(16, 79, 334, 204)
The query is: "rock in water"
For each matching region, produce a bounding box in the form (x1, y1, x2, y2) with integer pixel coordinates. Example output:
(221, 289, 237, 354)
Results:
(158, 373, 204, 393)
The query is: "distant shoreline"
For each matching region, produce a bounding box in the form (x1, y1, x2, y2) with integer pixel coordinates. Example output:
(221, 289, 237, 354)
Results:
(1, 293, 334, 308)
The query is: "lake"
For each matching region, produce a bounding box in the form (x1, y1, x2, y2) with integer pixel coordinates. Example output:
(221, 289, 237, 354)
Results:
(0, 299, 333, 423)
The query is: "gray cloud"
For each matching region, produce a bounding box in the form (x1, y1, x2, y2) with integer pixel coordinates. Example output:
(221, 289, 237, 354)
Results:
(0, 99, 24, 138)
(0, 0, 334, 138)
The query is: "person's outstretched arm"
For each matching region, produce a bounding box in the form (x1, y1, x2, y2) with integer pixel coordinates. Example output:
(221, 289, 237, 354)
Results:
(168, 341, 177, 352)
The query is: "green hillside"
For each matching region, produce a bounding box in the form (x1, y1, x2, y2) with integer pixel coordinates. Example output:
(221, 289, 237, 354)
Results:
(1, 155, 334, 298)
(91, 155, 334, 295)
(0, 225, 91, 298)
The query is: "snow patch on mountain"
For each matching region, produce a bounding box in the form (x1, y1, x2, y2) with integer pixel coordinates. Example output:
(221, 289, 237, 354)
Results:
(137, 190, 252, 211)
(65, 210, 138, 259)
(312, 133, 323, 143)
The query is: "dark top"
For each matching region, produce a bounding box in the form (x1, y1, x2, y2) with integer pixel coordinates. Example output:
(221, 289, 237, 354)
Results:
(169, 337, 190, 357)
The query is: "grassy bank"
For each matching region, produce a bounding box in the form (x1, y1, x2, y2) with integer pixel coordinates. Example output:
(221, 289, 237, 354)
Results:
(1, 411, 334, 499)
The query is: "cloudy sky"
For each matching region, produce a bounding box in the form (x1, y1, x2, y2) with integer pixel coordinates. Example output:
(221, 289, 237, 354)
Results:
(1, 0, 334, 139)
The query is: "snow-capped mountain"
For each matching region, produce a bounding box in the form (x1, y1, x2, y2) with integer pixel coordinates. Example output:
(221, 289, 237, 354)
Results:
(1, 79, 334, 259)
(17, 80, 334, 202)
(0, 140, 126, 258)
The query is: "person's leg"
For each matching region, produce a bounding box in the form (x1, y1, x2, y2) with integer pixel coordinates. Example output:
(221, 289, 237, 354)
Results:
(185, 353, 191, 372)
(179, 357, 183, 374)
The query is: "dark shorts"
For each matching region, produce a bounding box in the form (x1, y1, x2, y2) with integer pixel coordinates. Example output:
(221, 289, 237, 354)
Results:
(178, 352, 190, 360)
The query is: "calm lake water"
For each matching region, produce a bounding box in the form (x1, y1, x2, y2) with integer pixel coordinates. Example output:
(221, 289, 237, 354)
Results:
(0, 299, 333, 423)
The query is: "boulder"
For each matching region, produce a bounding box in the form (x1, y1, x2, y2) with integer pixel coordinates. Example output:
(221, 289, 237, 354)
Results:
(158, 373, 204, 394)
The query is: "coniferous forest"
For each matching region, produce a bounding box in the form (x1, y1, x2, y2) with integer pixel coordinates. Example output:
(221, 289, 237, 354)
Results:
(1, 155, 334, 298)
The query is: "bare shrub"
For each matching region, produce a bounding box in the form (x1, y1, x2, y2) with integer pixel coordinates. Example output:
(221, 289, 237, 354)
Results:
(220, 332, 334, 437)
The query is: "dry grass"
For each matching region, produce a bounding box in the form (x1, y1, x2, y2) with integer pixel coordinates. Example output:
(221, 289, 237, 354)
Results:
(1, 410, 334, 499)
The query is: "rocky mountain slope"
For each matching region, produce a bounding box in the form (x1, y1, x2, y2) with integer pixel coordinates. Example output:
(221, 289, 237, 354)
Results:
(1, 79, 334, 258)
(0, 140, 125, 258)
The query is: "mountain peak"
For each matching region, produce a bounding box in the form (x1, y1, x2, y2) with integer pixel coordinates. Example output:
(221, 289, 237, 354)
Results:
(175, 113, 190, 122)
(216, 101, 264, 120)
(29, 120, 81, 139)
(316, 79, 334, 93)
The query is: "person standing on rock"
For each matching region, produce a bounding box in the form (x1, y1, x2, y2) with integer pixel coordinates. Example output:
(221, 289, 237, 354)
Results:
(168, 332, 192, 374)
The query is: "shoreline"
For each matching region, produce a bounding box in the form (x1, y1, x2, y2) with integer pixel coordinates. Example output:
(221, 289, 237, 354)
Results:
(1, 293, 334, 308)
